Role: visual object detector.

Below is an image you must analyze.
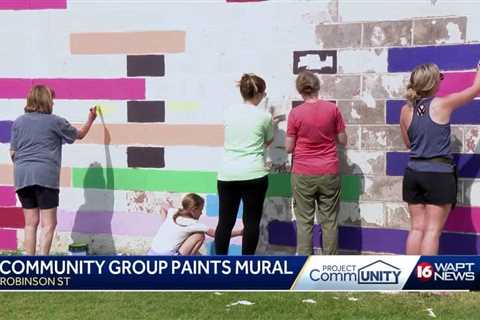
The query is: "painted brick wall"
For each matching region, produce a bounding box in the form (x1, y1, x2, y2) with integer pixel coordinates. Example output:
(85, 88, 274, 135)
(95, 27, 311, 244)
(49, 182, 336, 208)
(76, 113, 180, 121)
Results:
(267, 1, 480, 255)
(0, 0, 479, 255)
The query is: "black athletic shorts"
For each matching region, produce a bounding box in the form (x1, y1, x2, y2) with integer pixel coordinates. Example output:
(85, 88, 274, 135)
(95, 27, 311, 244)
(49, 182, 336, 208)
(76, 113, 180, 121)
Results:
(402, 167, 457, 205)
(16, 185, 59, 210)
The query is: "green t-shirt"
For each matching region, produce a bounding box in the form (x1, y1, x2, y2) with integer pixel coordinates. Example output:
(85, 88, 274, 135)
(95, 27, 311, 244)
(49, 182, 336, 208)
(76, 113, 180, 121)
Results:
(218, 103, 274, 181)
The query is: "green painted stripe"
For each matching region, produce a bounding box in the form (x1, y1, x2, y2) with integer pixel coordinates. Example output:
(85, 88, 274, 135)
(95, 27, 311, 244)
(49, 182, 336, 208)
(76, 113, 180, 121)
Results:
(341, 175, 361, 201)
(267, 173, 291, 197)
(73, 168, 217, 193)
(72, 168, 361, 200)
(268, 174, 361, 201)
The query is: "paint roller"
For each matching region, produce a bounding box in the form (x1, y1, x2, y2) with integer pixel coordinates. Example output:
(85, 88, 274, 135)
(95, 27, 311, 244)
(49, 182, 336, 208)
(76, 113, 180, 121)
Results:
(93, 104, 109, 125)
(262, 93, 287, 122)
(93, 105, 112, 145)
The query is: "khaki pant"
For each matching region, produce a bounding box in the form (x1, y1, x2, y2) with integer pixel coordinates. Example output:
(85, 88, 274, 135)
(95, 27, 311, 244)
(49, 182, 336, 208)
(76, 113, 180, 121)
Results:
(291, 174, 341, 255)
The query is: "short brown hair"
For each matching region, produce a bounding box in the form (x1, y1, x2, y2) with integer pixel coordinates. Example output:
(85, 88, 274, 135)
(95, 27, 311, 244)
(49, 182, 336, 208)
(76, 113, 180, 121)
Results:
(25, 85, 55, 114)
(239, 73, 266, 100)
(296, 71, 320, 96)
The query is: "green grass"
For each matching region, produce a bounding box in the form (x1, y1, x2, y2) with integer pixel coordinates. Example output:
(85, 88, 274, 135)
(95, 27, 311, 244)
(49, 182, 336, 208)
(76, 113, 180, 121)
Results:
(0, 292, 478, 320)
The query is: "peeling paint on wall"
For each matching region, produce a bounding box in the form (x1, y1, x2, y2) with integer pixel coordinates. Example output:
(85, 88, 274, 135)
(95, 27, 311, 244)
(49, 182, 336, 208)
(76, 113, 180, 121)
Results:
(1, 1, 480, 255)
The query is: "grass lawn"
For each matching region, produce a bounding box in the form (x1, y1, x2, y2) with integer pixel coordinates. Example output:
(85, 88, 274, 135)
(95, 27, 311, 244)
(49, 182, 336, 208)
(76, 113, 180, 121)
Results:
(0, 292, 478, 320)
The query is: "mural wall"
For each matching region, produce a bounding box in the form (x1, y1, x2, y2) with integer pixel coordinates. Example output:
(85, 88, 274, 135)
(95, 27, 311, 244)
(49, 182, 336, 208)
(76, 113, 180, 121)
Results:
(0, 0, 480, 255)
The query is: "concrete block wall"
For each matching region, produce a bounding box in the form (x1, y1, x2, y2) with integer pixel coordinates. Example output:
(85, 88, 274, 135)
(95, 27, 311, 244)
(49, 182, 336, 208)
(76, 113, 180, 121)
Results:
(0, 0, 479, 255)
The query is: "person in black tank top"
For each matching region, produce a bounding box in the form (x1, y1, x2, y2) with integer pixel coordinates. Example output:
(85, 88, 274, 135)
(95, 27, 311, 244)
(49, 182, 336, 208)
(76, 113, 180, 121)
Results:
(399, 62, 480, 255)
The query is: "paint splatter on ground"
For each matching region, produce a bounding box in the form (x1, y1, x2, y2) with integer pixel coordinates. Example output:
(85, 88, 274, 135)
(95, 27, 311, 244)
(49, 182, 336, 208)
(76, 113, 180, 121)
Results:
(426, 308, 437, 318)
(302, 299, 317, 304)
(226, 300, 255, 307)
(380, 291, 401, 294)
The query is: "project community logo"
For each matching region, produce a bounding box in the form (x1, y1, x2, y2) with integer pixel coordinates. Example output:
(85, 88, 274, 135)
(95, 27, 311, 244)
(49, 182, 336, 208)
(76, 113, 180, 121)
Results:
(415, 261, 475, 282)
(309, 260, 401, 285)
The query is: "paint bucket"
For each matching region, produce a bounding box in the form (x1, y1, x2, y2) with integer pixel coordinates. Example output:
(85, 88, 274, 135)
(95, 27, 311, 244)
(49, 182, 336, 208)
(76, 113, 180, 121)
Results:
(68, 243, 88, 256)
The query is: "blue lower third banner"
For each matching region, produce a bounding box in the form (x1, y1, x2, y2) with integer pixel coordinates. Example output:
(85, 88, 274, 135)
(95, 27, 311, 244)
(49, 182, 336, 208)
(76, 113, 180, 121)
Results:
(0, 256, 479, 291)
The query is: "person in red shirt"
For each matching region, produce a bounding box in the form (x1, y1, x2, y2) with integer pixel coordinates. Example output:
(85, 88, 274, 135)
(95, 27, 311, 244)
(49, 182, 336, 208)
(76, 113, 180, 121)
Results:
(286, 71, 347, 255)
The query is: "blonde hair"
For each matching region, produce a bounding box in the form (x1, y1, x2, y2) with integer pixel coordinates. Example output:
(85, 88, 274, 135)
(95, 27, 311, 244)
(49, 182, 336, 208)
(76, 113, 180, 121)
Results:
(406, 63, 442, 106)
(25, 85, 54, 114)
(296, 71, 320, 97)
(173, 193, 205, 226)
(238, 73, 266, 100)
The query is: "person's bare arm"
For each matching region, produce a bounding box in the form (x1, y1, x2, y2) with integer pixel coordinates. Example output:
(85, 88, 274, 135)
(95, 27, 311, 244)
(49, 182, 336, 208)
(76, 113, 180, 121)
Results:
(231, 228, 243, 237)
(285, 136, 295, 154)
(206, 227, 242, 238)
(336, 131, 347, 146)
(77, 107, 97, 140)
(399, 104, 411, 149)
(206, 228, 215, 238)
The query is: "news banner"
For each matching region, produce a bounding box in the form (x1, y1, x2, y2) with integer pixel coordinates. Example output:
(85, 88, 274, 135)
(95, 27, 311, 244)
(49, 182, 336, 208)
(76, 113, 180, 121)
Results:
(0, 255, 478, 291)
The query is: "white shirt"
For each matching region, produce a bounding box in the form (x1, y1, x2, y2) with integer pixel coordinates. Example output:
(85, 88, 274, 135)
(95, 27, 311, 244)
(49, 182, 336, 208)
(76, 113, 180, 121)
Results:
(150, 208, 209, 255)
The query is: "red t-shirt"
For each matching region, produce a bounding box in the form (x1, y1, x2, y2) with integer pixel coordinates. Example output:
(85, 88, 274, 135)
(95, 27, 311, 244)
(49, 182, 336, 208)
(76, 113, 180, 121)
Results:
(287, 100, 346, 175)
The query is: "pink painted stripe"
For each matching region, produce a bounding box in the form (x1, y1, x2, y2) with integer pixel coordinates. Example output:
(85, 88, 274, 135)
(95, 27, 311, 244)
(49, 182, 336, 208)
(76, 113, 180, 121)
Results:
(0, 78, 32, 98)
(0, 229, 16, 250)
(438, 72, 478, 97)
(0, 186, 16, 206)
(0, 0, 66, 10)
(444, 207, 480, 234)
(30, 0, 66, 9)
(0, 78, 145, 100)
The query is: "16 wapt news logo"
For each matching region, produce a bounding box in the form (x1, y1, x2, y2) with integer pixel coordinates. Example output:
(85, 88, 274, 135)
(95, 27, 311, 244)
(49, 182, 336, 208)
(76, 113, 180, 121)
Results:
(416, 261, 475, 282)
(292, 256, 418, 290)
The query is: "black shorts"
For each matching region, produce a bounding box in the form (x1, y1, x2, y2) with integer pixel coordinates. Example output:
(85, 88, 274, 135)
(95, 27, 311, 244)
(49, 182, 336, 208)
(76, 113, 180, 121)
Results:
(402, 167, 457, 205)
(17, 185, 59, 210)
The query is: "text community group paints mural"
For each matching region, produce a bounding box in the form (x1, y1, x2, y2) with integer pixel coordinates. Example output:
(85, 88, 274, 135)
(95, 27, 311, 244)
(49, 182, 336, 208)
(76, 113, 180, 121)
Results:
(1, 0, 480, 255)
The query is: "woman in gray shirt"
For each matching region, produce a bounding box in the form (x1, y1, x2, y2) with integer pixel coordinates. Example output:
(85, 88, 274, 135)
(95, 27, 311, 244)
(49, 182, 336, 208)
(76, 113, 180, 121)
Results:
(10, 85, 97, 255)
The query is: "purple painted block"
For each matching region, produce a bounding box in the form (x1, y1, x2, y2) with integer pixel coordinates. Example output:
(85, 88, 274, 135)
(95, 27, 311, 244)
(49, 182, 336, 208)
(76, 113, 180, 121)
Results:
(439, 232, 480, 255)
(386, 152, 409, 176)
(387, 152, 480, 178)
(339, 226, 406, 254)
(387, 100, 480, 124)
(388, 44, 480, 72)
(268, 220, 480, 254)
(268, 220, 406, 253)
(454, 154, 480, 178)
(385, 100, 403, 124)
(0, 121, 13, 143)
(268, 220, 297, 246)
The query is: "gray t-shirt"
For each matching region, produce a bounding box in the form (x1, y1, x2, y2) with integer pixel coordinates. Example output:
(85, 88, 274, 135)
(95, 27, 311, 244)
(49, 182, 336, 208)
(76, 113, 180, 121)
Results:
(10, 113, 79, 190)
